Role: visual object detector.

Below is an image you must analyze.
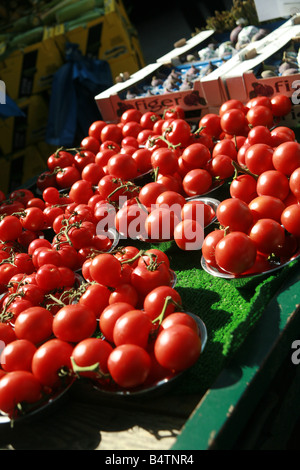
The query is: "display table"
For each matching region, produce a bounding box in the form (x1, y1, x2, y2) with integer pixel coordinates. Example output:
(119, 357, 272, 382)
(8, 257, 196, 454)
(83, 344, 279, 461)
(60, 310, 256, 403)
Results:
(0, 230, 299, 450)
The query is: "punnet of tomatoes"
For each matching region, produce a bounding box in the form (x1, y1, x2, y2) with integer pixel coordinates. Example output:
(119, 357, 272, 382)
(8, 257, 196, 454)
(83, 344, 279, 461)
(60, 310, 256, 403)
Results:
(0, 93, 298, 421)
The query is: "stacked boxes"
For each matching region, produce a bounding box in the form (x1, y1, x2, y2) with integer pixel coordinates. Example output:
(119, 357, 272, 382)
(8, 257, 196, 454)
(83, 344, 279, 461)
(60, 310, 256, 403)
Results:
(0, 142, 56, 195)
(0, 0, 144, 193)
(95, 14, 300, 126)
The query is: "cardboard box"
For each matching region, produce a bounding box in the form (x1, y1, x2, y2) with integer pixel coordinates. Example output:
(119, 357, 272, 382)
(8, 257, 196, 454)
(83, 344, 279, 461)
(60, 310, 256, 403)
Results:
(0, 143, 48, 194)
(199, 17, 299, 108)
(52, 0, 145, 80)
(222, 24, 300, 104)
(156, 29, 215, 64)
(95, 62, 209, 123)
(0, 93, 49, 156)
(0, 36, 64, 101)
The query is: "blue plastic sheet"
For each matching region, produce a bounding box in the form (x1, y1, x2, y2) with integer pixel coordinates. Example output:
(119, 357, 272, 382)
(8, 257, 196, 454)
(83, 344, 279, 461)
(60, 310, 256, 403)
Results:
(46, 43, 113, 147)
(0, 93, 26, 119)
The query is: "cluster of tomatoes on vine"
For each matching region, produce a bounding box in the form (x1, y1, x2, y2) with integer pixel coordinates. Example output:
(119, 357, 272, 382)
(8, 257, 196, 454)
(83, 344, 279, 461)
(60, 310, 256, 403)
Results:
(0, 92, 297, 418)
(0, 169, 204, 418)
(201, 95, 300, 276)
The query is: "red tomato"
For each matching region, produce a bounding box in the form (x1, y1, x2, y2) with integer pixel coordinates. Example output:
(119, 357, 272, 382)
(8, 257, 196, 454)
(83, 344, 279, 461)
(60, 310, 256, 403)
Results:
(160, 311, 198, 333)
(80, 135, 100, 154)
(246, 105, 274, 128)
(56, 166, 81, 189)
(47, 150, 74, 172)
(246, 96, 272, 110)
(79, 283, 110, 318)
(202, 229, 225, 268)
(20, 207, 46, 232)
(249, 218, 285, 255)
(53, 304, 97, 343)
(247, 125, 272, 146)
(0, 216, 23, 242)
(151, 147, 179, 176)
(31, 338, 74, 388)
(163, 118, 191, 147)
(272, 142, 300, 176)
(14, 306, 53, 344)
(109, 283, 139, 307)
(212, 139, 237, 161)
(121, 109, 142, 124)
(107, 344, 151, 388)
(281, 204, 300, 236)
(74, 150, 95, 172)
(99, 302, 135, 342)
(140, 111, 160, 129)
(0, 370, 42, 415)
(71, 337, 113, 378)
(0, 339, 36, 372)
(138, 182, 167, 209)
(229, 174, 257, 203)
(112, 309, 152, 348)
(154, 324, 201, 372)
(219, 99, 245, 116)
(271, 95, 292, 117)
(121, 121, 143, 139)
(220, 108, 247, 135)
(180, 143, 211, 171)
(244, 143, 274, 175)
(249, 195, 285, 223)
(210, 154, 235, 180)
(131, 148, 153, 174)
(107, 153, 138, 180)
(216, 198, 253, 233)
(131, 261, 171, 297)
(143, 285, 182, 322)
(215, 231, 257, 275)
(88, 120, 106, 140)
(182, 168, 212, 197)
(256, 170, 290, 201)
(100, 124, 123, 144)
(35, 264, 62, 292)
(145, 207, 179, 241)
(174, 219, 204, 251)
(289, 167, 300, 200)
(90, 253, 122, 287)
(199, 113, 222, 139)
(182, 200, 215, 227)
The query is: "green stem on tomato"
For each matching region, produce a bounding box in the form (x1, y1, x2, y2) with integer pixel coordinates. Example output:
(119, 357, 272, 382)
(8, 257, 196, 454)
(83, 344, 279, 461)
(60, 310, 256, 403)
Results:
(70, 356, 110, 379)
(151, 295, 182, 327)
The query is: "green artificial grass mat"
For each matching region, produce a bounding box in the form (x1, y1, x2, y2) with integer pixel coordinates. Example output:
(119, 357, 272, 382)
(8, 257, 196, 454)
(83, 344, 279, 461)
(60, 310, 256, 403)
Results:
(132, 238, 300, 397)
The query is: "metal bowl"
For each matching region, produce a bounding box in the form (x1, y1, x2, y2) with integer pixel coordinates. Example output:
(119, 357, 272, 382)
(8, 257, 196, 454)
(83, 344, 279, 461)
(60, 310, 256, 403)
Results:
(0, 379, 75, 425)
(88, 312, 207, 397)
(201, 250, 300, 289)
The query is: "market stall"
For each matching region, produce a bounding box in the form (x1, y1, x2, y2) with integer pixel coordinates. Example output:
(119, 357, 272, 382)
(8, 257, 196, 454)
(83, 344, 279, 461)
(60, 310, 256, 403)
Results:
(0, 0, 300, 451)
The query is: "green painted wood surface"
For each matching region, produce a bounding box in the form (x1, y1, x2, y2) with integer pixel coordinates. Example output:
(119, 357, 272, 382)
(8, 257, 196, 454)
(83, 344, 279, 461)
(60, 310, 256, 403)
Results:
(172, 269, 300, 450)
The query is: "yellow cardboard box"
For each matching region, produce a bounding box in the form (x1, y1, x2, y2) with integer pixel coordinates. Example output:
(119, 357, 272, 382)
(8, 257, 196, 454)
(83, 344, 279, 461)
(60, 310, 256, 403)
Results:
(52, 0, 145, 80)
(0, 36, 64, 101)
(0, 93, 49, 156)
